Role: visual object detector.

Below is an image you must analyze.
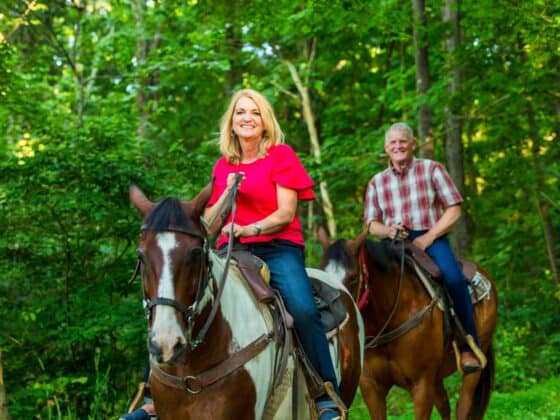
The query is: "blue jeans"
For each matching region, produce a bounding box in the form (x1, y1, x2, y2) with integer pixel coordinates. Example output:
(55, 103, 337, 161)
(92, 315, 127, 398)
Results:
(247, 240, 339, 392)
(408, 231, 479, 349)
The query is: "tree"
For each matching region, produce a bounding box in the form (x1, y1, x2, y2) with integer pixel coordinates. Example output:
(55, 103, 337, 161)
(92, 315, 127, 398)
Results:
(442, 0, 470, 254)
(412, 0, 435, 159)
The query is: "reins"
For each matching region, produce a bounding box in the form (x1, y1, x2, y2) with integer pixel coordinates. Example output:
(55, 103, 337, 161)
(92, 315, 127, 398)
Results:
(365, 233, 405, 348)
(129, 174, 244, 351)
(364, 232, 438, 348)
(191, 174, 243, 348)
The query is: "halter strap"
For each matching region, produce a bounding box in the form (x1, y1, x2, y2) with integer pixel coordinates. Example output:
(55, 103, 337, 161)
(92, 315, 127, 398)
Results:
(150, 332, 273, 393)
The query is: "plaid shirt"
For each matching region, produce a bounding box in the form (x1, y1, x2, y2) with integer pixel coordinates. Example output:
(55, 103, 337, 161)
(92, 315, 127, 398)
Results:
(363, 158, 463, 230)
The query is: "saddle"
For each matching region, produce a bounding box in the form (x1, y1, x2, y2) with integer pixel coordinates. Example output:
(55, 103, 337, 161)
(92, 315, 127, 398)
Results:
(392, 241, 490, 372)
(392, 241, 491, 305)
(226, 248, 348, 333)
(216, 248, 349, 411)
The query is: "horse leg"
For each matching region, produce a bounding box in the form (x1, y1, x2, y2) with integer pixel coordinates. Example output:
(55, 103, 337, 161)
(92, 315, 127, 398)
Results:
(434, 379, 451, 420)
(410, 377, 437, 420)
(455, 371, 482, 420)
(359, 376, 390, 420)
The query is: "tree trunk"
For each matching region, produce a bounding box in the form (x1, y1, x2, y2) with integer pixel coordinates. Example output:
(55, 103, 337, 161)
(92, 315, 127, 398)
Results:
(283, 58, 337, 237)
(442, 0, 470, 255)
(412, 0, 434, 158)
(224, 1, 243, 94)
(0, 350, 10, 420)
(528, 105, 559, 285)
(131, 0, 161, 140)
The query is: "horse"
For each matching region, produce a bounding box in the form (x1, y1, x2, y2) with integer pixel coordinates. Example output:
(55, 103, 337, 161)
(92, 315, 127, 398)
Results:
(318, 228, 498, 420)
(129, 184, 364, 419)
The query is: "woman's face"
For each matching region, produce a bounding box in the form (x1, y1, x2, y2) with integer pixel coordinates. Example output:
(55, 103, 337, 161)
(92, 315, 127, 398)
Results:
(232, 96, 264, 143)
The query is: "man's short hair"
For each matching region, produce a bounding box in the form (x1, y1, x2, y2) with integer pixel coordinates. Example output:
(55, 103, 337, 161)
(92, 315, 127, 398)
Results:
(385, 122, 414, 143)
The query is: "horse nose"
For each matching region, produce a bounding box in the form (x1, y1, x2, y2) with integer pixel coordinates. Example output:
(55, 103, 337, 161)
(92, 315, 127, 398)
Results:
(147, 332, 163, 361)
(148, 330, 186, 364)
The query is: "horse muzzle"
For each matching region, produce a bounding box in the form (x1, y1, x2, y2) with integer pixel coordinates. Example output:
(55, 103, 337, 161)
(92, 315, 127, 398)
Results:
(148, 329, 188, 365)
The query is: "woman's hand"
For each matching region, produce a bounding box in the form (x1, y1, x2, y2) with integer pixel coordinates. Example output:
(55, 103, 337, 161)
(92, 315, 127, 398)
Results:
(221, 222, 254, 238)
(226, 172, 245, 189)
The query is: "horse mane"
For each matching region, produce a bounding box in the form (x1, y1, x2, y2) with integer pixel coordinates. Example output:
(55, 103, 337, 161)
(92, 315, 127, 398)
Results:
(321, 239, 355, 271)
(143, 197, 191, 232)
(364, 239, 399, 273)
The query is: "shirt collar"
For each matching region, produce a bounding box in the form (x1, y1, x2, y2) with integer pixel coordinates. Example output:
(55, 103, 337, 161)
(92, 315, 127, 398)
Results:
(389, 156, 416, 175)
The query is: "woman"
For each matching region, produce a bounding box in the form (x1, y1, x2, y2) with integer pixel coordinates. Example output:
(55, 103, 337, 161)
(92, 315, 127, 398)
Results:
(203, 88, 342, 420)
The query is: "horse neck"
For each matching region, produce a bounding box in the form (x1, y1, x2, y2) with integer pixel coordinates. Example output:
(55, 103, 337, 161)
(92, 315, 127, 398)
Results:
(362, 257, 429, 328)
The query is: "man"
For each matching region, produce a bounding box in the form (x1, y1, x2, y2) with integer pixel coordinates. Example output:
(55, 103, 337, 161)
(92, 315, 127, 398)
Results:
(363, 122, 482, 373)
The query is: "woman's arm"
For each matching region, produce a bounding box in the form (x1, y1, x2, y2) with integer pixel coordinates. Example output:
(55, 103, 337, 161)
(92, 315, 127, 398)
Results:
(202, 172, 244, 235)
(222, 184, 297, 238)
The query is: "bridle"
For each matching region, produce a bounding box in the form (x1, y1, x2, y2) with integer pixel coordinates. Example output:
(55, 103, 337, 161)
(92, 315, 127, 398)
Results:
(132, 223, 213, 353)
(357, 233, 438, 348)
(130, 175, 243, 353)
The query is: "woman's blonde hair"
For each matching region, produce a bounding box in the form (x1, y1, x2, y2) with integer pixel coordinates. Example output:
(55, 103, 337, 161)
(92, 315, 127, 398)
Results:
(219, 89, 284, 164)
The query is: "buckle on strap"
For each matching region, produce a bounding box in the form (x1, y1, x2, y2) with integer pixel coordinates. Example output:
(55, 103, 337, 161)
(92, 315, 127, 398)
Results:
(183, 375, 203, 394)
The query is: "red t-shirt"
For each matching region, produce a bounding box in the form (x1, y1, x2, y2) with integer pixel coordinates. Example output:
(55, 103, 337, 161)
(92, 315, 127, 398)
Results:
(208, 144, 315, 248)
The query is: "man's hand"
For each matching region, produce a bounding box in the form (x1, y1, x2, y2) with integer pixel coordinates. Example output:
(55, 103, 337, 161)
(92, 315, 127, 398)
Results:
(412, 232, 435, 251)
(388, 223, 408, 241)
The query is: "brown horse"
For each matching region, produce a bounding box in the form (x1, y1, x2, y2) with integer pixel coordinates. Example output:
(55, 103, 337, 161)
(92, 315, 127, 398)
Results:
(319, 229, 498, 420)
(129, 185, 364, 419)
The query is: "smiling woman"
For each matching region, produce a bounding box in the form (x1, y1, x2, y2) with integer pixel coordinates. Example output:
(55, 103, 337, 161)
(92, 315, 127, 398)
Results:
(203, 89, 350, 420)
(123, 89, 363, 420)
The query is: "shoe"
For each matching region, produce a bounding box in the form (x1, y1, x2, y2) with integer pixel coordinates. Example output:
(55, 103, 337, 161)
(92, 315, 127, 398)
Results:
(316, 400, 341, 420)
(119, 407, 155, 420)
(460, 351, 482, 374)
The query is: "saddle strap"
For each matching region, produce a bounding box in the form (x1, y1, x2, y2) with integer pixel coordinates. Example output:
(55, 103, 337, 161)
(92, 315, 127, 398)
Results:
(365, 297, 438, 348)
(150, 332, 273, 393)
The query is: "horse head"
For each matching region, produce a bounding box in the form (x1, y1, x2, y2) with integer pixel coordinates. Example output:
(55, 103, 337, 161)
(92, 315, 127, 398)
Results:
(318, 226, 368, 301)
(130, 184, 212, 365)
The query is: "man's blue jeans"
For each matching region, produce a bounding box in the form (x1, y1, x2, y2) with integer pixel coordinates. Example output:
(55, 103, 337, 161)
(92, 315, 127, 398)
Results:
(247, 240, 339, 391)
(408, 231, 479, 349)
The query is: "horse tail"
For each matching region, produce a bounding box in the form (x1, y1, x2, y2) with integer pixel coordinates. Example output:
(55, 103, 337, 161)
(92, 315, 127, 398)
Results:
(469, 343, 495, 420)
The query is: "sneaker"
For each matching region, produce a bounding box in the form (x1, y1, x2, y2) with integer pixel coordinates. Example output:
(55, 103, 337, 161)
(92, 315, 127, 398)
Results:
(119, 407, 155, 420)
(316, 400, 341, 420)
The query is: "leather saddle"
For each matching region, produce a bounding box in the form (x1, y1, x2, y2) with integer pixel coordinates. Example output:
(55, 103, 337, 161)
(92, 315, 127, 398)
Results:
(219, 248, 348, 333)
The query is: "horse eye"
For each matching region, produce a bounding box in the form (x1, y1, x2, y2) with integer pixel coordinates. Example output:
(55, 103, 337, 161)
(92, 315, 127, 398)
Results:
(191, 247, 203, 258)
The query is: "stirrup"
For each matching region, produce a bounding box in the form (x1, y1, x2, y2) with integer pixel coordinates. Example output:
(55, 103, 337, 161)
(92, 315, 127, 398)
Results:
(452, 336, 487, 376)
(308, 382, 347, 420)
(127, 382, 147, 413)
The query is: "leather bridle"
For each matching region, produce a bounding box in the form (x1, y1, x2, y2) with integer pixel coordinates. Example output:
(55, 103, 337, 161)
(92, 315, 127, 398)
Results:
(130, 175, 243, 353)
(133, 223, 213, 353)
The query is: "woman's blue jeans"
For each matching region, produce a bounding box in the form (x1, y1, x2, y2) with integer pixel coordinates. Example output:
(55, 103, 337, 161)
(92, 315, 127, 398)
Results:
(247, 240, 339, 392)
(408, 231, 479, 349)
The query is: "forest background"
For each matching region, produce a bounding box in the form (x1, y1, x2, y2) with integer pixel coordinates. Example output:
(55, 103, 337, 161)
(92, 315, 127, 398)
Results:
(0, 0, 559, 419)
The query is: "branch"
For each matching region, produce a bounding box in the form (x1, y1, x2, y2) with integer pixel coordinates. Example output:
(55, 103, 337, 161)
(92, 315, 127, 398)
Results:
(270, 80, 299, 101)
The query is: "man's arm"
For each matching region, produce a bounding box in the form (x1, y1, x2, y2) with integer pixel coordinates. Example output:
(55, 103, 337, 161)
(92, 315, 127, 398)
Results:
(368, 220, 408, 241)
(412, 204, 461, 250)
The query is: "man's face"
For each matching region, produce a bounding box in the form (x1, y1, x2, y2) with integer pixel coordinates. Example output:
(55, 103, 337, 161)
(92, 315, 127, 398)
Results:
(384, 129, 416, 166)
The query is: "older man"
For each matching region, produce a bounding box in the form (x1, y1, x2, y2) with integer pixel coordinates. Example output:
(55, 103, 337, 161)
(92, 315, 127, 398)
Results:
(363, 122, 482, 373)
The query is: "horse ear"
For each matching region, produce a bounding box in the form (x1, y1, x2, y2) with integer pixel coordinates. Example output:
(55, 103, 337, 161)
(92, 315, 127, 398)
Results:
(317, 225, 331, 250)
(130, 184, 154, 216)
(191, 182, 213, 216)
(347, 228, 369, 256)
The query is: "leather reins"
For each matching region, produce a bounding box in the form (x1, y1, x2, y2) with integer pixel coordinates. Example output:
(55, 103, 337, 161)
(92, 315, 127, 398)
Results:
(362, 233, 439, 348)
(129, 175, 244, 352)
